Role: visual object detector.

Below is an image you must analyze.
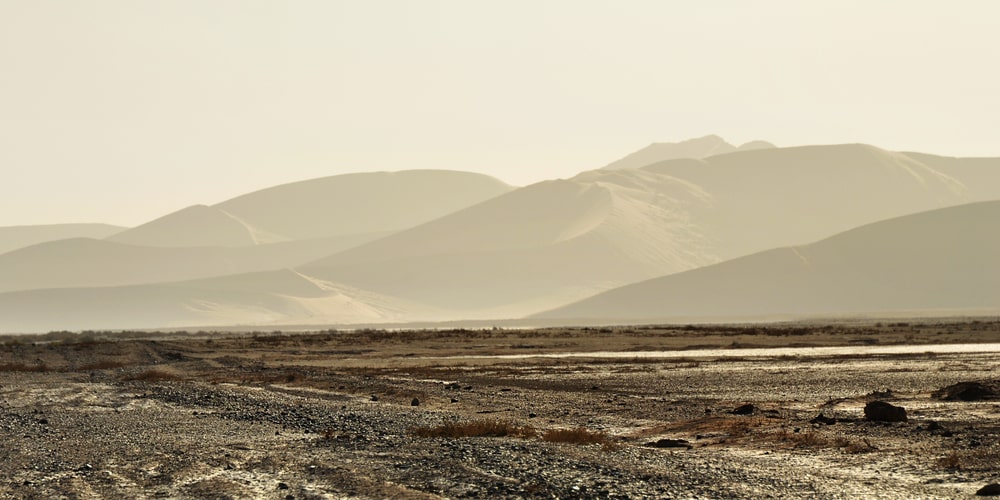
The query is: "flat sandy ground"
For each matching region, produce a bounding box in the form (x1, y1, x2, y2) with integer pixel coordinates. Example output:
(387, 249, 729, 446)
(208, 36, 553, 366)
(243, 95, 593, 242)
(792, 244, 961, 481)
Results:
(1, 319, 999, 498)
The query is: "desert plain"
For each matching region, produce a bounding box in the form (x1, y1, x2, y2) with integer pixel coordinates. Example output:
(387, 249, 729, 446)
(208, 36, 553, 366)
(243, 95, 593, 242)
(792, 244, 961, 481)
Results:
(1, 319, 999, 499)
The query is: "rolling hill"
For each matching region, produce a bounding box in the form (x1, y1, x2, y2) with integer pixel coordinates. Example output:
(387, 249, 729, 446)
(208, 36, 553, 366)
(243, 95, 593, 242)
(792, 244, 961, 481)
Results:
(534, 200, 1000, 321)
(108, 170, 512, 247)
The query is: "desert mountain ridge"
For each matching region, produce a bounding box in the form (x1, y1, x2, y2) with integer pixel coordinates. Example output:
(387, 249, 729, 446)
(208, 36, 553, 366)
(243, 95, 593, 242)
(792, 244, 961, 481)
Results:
(602, 134, 776, 170)
(2, 140, 1000, 332)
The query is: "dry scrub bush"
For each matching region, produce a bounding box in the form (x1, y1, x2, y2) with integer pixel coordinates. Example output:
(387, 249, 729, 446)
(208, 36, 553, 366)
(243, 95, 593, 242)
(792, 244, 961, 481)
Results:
(411, 419, 536, 439)
(762, 428, 876, 453)
(542, 427, 610, 446)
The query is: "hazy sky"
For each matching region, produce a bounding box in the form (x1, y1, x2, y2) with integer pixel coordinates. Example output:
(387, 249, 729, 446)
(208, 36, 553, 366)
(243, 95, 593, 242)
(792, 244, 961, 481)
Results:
(2, 0, 998, 227)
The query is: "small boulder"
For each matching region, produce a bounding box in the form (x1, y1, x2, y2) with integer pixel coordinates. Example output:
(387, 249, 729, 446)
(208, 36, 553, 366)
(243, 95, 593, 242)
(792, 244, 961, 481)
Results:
(810, 413, 837, 425)
(864, 401, 907, 422)
(933, 381, 999, 401)
(645, 438, 692, 449)
(976, 484, 1000, 496)
(731, 404, 755, 415)
(410, 398, 420, 407)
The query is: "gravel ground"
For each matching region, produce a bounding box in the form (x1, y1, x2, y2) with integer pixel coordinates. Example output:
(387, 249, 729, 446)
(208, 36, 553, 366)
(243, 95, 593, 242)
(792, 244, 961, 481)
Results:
(1, 325, 999, 498)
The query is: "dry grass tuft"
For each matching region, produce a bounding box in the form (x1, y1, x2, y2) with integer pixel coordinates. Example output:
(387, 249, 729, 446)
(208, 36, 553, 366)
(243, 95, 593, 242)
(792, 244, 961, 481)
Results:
(411, 419, 536, 439)
(542, 427, 613, 447)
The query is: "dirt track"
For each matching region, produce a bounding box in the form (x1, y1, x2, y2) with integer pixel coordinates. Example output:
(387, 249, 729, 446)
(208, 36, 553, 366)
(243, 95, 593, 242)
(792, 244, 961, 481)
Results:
(1, 321, 999, 498)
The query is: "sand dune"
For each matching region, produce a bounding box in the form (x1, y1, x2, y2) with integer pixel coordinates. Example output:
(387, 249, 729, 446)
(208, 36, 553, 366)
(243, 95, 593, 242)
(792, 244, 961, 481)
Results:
(302, 170, 720, 312)
(0, 232, 391, 293)
(0, 269, 439, 333)
(108, 170, 512, 248)
(535, 200, 1000, 321)
(0, 223, 124, 256)
(602, 135, 775, 170)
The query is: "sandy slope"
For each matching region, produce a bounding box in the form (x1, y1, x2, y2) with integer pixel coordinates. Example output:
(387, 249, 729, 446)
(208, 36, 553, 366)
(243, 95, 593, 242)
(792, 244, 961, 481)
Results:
(302, 171, 718, 313)
(0, 269, 439, 332)
(536, 200, 1000, 321)
(108, 170, 512, 248)
(107, 205, 274, 248)
(0, 232, 392, 293)
(0, 223, 124, 255)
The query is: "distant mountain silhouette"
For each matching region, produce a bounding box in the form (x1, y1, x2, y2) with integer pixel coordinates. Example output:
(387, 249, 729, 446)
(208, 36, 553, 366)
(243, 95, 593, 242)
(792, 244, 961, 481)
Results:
(535, 201, 1000, 321)
(0, 223, 124, 256)
(602, 135, 775, 170)
(109, 170, 512, 247)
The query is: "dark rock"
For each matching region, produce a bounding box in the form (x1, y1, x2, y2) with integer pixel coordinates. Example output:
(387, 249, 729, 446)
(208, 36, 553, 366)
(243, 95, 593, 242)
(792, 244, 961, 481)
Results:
(933, 381, 999, 401)
(977, 483, 1000, 496)
(411, 398, 420, 406)
(645, 438, 692, 449)
(278, 482, 289, 490)
(864, 401, 907, 422)
(731, 404, 755, 415)
(369, 395, 378, 402)
(810, 413, 837, 425)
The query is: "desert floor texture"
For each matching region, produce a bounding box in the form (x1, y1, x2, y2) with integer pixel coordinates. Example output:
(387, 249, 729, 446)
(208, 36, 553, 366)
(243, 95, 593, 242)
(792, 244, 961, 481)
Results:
(1, 319, 999, 499)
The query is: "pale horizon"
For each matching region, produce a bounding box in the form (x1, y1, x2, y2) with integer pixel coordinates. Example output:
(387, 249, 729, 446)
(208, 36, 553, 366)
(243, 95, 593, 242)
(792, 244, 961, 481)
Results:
(3, 1, 999, 227)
